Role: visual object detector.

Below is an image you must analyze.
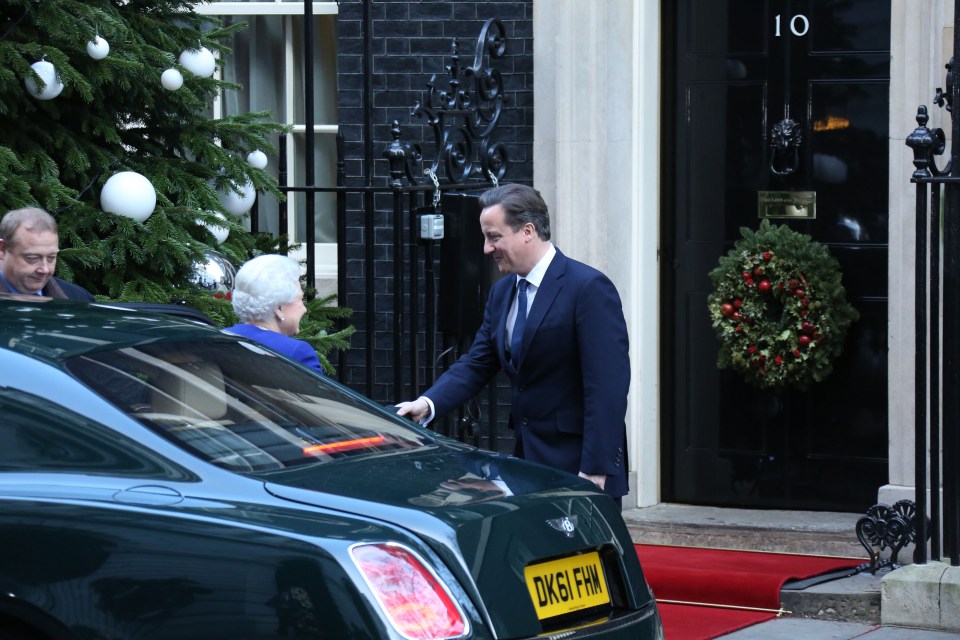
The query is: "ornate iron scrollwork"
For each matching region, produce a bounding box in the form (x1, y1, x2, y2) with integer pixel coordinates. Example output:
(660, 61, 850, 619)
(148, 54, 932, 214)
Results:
(382, 18, 509, 188)
(934, 57, 954, 112)
(769, 117, 803, 177)
(855, 500, 929, 574)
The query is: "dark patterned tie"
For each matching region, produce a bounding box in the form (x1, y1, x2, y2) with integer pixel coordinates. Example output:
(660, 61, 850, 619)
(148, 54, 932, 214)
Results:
(511, 279, 528, 364)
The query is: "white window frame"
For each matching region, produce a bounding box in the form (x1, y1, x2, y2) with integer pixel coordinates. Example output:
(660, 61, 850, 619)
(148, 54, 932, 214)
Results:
(196, 2, 340, 289)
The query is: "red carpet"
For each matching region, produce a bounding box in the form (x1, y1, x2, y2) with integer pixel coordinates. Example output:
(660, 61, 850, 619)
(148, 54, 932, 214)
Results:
(635, 544, 865, 640)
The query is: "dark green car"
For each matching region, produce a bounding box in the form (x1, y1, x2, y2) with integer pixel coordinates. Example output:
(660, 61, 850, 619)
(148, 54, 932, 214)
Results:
(0, 299, 663, 640)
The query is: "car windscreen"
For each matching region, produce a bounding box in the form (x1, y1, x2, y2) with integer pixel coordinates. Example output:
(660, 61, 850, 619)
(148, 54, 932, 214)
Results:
(65, 339, 428, 472)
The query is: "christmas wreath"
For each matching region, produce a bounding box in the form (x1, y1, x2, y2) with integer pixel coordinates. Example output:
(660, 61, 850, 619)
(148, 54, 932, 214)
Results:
(707, 220, 859, 391)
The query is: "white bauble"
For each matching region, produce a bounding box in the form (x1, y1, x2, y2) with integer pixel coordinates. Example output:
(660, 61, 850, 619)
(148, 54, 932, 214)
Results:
(24, 60, 64, 100)
(87, 36, 110, 60)
(246, 149, 268, 170)
(218, 180, 256, 216)
(197, 211, 229, 244)
(161, 68, 184, 91)
(178, 46, 216, 77)
(100, 171, 157, 223)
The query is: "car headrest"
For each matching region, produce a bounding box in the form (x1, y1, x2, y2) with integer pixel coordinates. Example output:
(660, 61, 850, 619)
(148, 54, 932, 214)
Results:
(151, 361, 227, 421)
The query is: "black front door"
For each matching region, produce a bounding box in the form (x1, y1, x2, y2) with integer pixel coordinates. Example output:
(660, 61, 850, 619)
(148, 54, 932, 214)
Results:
(662, 0, 890, 511)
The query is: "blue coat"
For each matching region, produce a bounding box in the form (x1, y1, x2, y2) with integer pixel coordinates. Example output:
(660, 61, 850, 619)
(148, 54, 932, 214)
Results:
(425, 249, 631, 498)
(224, 324, 324, 374)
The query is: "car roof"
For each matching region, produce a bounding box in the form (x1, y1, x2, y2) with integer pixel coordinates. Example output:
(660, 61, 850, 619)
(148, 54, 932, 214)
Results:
(0, 298, 228, 364)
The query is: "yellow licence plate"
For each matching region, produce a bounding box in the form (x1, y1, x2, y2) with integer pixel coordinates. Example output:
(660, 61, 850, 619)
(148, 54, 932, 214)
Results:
(523, 551, 610, 620)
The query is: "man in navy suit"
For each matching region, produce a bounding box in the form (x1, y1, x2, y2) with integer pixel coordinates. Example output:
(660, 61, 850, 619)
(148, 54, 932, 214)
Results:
(397, 184, 631, 502)
(0, 208, 94, 301)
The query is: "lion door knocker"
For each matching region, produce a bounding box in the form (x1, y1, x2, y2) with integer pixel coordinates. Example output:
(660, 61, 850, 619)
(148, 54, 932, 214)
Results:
(769, 117, 803, 176)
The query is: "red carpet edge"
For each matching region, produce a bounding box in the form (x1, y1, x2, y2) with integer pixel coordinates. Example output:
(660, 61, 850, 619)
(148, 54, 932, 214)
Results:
(634, 544, 866, 640)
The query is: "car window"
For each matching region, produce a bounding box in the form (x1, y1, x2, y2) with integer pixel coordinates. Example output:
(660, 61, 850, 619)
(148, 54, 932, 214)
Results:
(0, 387, 194, 480)
(66, 341, 429, 473)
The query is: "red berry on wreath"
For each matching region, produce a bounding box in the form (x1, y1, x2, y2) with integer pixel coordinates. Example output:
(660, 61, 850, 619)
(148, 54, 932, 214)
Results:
(763, 251, 773, 261)
(732, 311, 741, 320)
(747, 344, 757, 354)
(733, 299, 742, 308)
(798, 334, 812, 346)
(775, 355, 783, 365)
(721, 303, 734, 316)
(742, 272, 751, 281)
(795, 288, 805, 298)
(793, 348, 801, 357)
(746, 278, 755, 286)
(802, 321, 815, 334)
(735, 325, 743, 333)
(758, 279, 771, 293)
(789, 278, 799, 289)
(753, 266, 764, 277)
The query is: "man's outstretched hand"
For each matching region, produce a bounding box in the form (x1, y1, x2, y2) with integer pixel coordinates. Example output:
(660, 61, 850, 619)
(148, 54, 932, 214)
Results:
(396, 397, 431, 423)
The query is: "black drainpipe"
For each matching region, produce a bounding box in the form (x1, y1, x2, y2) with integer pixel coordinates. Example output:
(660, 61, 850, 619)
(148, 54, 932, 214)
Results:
(304, 0, 316, 287)
(362, 0, 376, 396)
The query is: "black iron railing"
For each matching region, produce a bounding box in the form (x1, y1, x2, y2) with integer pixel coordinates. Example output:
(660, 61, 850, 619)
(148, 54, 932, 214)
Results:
(258, 18, 514, 456)
(905, 10, 960, 565)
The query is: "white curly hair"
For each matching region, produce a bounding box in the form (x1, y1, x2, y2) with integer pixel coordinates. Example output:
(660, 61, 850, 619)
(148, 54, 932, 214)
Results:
(231, 254, 302, 323)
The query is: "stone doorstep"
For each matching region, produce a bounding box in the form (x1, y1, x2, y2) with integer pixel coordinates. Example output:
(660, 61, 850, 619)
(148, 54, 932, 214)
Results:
(622, 503, 867, 557)
(622, 504, 882, 624)
(881, 562, 960, 632)
(781, 571, 882, 624)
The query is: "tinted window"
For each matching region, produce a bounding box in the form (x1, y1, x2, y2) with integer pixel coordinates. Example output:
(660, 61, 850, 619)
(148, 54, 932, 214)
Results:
(0, 388, 192, 479)
(67, 341, 428, 472)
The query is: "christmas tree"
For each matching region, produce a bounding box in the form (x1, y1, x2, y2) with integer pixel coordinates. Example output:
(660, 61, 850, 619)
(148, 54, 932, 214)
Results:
(0, 0, 352, 368)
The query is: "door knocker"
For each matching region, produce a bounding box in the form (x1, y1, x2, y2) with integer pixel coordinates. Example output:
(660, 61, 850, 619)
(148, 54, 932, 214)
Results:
(769, 117, 803, 176)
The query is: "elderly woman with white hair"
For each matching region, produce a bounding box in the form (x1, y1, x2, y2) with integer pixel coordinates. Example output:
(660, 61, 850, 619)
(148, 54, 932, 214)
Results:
(224, 254, 323, 373)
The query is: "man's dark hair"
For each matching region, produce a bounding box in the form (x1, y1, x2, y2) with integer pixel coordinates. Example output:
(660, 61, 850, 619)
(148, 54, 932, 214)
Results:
(478, 183, 551, 240)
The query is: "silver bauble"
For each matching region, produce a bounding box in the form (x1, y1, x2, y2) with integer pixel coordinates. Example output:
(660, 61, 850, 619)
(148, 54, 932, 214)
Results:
(188, 250, 236, 292)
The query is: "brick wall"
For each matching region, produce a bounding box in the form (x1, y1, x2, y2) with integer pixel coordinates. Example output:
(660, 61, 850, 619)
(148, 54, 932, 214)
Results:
(335, 0, 533, 440)
(337, 1, 533, 188)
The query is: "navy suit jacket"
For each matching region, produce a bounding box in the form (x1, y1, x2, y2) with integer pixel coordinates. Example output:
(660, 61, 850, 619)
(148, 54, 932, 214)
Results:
(425, 249, 631, 498)
(0, 276, 94, 301)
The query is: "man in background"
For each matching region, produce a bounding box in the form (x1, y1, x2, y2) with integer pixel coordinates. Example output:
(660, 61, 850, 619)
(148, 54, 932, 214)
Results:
(396, 184, 631, 504)
(0, 207, 94, 300)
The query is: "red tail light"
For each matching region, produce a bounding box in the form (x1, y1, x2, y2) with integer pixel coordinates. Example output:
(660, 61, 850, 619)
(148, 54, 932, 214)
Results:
(350, 543, 468, 639)
(302, 434, 385, 456)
